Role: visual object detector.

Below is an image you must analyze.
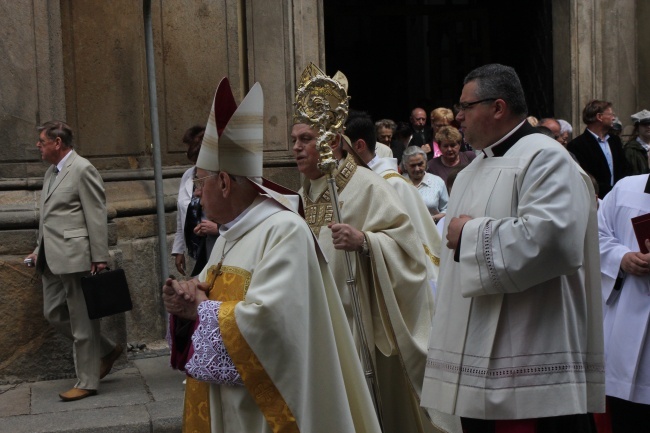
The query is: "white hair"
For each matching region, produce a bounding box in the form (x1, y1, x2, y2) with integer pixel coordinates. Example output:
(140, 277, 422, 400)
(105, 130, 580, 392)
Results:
(205, 171, 262, 186)
(246, 176, 263, 185)
(557, 119, 573, 134)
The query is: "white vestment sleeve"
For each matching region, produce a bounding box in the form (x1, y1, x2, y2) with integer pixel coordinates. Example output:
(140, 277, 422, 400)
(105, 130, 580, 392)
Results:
(597, 186, 630, 304)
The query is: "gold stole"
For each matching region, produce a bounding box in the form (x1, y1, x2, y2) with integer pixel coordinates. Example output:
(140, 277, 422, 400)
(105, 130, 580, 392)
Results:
(303, 153, 356, 237)
(182, 265, 299, 433)
(182, 376, 210, 433)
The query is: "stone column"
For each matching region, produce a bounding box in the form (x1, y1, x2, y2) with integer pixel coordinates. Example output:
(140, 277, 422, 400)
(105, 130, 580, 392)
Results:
(637, 1, 650, 117)
(553, 0, 637, 133)
(601, 0, 636, 129)
(245, 0, 324, 190)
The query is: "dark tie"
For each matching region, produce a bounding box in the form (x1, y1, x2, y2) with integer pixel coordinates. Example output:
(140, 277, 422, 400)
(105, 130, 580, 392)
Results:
(48, 166, 59, 192)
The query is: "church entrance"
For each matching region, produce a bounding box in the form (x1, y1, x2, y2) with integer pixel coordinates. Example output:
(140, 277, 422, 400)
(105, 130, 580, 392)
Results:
(323, 0, 554, 123)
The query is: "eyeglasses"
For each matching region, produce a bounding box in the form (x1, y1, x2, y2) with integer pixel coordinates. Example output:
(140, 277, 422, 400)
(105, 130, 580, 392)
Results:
(192, 173, 218, 189)
(457, 98, 497, 111)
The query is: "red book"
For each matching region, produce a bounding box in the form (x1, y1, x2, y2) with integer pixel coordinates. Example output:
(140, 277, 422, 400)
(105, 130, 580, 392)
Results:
(632, 212, 650, 254)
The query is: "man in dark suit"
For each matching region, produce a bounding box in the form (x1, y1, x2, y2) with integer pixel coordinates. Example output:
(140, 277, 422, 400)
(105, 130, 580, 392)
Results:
(568, 100, 628, 197)
(24, 121, 122, 401)
(409, 107, 433, 158)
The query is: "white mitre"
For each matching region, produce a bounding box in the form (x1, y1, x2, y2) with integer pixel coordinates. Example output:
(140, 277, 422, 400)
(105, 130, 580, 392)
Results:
(196, 78, 301, 214)
(196, 77, 263, 177)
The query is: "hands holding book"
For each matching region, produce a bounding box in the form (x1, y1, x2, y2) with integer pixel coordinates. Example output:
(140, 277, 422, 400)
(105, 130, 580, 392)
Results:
(621, 239, 650, 276)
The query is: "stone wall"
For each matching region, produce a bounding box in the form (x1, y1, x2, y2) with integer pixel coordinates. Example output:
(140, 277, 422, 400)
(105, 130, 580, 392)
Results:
(0, 162, 303, 382)
(0, 0, 318, 381)
(552, 0, 644, 134)
(0, 171, 182, 382)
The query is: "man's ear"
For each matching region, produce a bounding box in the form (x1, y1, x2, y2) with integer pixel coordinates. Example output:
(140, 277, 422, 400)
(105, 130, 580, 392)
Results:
(218, 171, 231, 197)
(355, 139, 367, 153)
(331, 134, 341, 151)
(493, 99, 507, 120)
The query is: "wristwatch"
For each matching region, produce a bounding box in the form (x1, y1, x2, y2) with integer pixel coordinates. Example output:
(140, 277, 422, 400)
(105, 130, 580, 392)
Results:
(359, 235, 369, 256)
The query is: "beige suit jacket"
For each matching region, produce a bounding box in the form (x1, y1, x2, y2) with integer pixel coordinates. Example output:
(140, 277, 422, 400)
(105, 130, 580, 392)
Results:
(34, 150, 109, 275)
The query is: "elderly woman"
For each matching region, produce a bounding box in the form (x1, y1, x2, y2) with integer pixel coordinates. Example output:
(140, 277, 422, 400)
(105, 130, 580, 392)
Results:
(401, 146, 448, 223)
(426, 126, 477, 184)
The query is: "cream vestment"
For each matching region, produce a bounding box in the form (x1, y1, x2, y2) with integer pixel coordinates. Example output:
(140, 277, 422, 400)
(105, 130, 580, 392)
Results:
(422, 128, 605, 420)
(302, 154, 454, 433)
(171, 197, 380, 433)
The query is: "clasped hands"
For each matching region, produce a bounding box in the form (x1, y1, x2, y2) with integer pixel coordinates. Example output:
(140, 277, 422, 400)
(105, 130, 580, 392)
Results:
(162, 277, 209, 321)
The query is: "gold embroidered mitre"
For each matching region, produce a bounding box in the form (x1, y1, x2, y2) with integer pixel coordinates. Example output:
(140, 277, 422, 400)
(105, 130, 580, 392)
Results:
(196, 77, 264, 177)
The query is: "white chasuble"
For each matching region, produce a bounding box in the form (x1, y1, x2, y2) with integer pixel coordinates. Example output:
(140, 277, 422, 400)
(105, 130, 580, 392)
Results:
(191, 197, 379, 433)
(302, 154, 460, 433)
(598, 174, 650, 405)
(422, 134, 605, 420)
(371, 157, 442, 295)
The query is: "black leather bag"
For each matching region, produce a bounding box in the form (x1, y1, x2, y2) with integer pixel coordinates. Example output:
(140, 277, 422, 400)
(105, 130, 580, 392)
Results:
(81, 268, 133, 320)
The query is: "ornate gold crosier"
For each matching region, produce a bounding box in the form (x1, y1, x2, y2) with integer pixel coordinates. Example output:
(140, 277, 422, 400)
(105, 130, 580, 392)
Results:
(293, 63, 349, 177)
(294, 63, 384, 429)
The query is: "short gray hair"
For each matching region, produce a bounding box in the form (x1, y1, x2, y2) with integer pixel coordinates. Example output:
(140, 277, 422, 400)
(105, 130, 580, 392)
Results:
(464, 64, 528, 117)
(400, 146, 427, 172)
(37, 120, 74, 148)
(375, 119, 396, 132)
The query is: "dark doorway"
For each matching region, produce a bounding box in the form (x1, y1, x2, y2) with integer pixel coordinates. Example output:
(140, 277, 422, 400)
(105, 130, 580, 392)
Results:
(323, 0, 554, 124)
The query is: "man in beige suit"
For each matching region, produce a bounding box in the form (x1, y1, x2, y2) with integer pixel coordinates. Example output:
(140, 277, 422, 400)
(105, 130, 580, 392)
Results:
(24, 120, 122, 401)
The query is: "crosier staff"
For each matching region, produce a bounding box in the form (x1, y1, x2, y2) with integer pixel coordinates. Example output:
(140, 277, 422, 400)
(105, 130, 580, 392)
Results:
(294, 64, 383, 429)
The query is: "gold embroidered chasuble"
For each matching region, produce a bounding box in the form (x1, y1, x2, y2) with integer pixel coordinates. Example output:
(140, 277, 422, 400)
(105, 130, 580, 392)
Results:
(301, 154, 453, 433)
(184, 196, 379, 433)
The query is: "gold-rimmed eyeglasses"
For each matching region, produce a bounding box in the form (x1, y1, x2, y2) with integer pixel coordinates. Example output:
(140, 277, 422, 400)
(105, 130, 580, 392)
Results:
(192, 173, 218, 189)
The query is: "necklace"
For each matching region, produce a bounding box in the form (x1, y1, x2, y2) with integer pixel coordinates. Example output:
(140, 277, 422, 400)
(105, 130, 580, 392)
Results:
(205, 239, 240, 295)
(214, 239, 239, 276)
